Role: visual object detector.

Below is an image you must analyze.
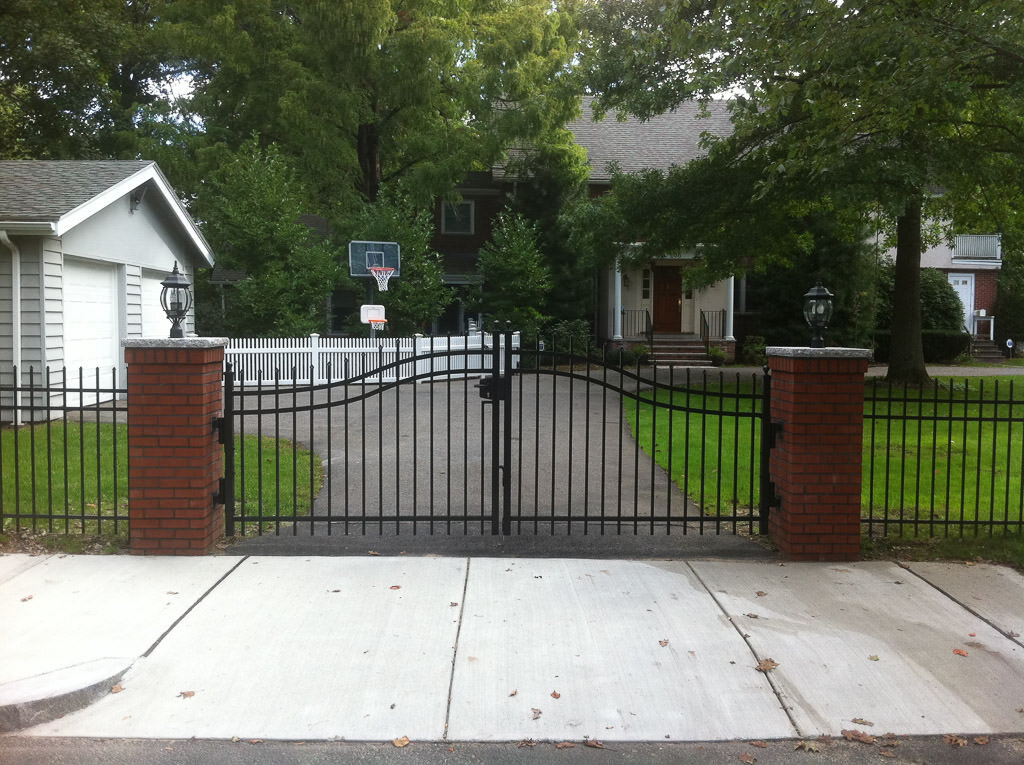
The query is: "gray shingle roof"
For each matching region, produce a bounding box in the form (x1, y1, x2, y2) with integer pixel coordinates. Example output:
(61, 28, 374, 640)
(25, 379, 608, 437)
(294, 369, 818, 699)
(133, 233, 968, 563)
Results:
(569, 97, 733, 182)
(0, 160, 154, 221)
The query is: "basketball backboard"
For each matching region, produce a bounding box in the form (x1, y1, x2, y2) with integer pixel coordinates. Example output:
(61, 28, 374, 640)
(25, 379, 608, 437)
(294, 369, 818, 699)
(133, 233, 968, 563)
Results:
(349, 241, 401, 278)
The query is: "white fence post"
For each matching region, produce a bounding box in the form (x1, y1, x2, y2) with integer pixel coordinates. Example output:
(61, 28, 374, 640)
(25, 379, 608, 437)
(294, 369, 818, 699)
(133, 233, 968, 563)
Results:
(309, 333, 321, 385)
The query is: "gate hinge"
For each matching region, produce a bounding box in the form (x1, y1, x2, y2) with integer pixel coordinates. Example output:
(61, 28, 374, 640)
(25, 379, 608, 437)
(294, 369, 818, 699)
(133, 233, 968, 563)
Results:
(213, 416, 226, 444)
(213, 477, 226, 506)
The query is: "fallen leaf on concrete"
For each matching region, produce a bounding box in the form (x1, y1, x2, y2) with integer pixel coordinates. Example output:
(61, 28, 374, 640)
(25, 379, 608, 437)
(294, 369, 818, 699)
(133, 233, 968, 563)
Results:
(166, 591, 179, 595)
(247, 740, 262, 745)
(850, 717, 874, 726)
(738, 753, 756, 764)
(450, 602, 459, 607)
(749, 740, 768, 748)
(20, 595, 32, 602)
(944, 734, 968, 747)
(974, 736, 990, 745)
(756, 591, 767, 597)
(555, 742, 574, 749)
(389, 585, 401, 590)
(968, 632, 976, 637)
(744, 613, 759, 619)
(953, 648, 968, 657)
(868, 655, 880, 661)
(755, 658, 778, 672)
(793, 741, 820, 752)
(178, 691, 195, 699)
(584, 739, 606, 749)
(531, 708, 542, 720)
(111, 683, 124, 694)
(509, 689, 518, 697)
(879, 750, 896, 758)
(551, 690, 561, 699)
(517, 739, 536, 748)
(392, 736, 410, 748)
(659, 639, 670, 647)
(966, 641, 984, 648)
(841, 729, 875, 744)
(368, 550, 380, 555)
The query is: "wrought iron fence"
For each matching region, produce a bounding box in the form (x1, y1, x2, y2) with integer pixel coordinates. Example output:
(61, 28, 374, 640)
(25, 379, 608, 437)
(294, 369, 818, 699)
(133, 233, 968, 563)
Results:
(863, 377, 1024, 537)
(0, 368, 129, 537)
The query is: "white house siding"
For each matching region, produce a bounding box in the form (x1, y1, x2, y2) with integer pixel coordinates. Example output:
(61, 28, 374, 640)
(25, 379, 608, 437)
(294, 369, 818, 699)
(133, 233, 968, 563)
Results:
(0, 246, 10, 371)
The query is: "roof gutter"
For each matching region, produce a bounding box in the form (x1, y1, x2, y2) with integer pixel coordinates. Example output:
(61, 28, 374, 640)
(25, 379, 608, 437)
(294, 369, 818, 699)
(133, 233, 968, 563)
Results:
(0, 221, 57, 235)
(0, 229, 23, 425)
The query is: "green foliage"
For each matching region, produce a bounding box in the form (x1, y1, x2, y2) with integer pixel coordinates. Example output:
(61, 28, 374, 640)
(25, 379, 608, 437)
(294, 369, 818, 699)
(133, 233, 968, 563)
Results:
(741, 336, 766, 366)
(876, 266, 965, 332)
(582, 0, 1024, 384)
(195, 141, 342, 336)
(0, 0, 167, 159)
(160, 0, 583, 205)
(474, 212, 552, 332)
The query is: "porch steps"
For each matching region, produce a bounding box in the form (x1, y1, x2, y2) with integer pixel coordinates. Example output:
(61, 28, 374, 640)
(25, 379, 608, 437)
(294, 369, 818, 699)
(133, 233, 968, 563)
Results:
(971, 337, 1006, 363)
(649, 333, 713, 366)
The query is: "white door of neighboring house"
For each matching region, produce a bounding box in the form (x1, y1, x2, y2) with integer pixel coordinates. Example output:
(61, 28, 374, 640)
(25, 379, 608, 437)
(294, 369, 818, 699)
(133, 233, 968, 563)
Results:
(948, 273, 974, 334)
(64, 257, 119, 397)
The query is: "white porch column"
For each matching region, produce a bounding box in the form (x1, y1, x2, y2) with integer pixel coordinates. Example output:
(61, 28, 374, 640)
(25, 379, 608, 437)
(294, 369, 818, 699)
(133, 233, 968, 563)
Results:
(612, 262, 623, 341)
(725, 275, 736, 341)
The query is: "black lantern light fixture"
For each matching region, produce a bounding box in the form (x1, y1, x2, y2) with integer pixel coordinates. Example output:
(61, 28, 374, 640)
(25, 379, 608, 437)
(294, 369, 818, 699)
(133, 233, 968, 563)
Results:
(160, 262, 192, 338)
(802, 281, 834, 348)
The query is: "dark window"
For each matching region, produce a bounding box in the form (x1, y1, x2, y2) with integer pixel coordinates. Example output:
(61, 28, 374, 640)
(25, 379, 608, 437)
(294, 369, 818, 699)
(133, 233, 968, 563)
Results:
(442, 201, 475, 235)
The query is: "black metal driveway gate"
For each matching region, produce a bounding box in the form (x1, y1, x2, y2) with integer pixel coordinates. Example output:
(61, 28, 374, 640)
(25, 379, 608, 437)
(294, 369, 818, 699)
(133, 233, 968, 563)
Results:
(222, 330, 769, 539)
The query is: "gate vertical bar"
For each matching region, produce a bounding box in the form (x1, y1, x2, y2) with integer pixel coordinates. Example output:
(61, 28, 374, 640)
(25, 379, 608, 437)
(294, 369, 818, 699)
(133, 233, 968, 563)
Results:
(758, 366, 771, 533)
(490, 329, 501, 535)
(501, 326, 513, 536)
(223, 364, 236, 537)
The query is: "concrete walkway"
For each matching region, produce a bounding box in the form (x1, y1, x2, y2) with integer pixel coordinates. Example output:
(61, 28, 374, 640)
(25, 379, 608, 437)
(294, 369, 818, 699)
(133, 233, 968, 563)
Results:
(2, 554, 1022, 744)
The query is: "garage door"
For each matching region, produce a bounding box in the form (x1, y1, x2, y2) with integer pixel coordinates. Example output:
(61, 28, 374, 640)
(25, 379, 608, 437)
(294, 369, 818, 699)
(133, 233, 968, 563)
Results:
(64, 257, 118, 398)
(141, 270, 168, 338)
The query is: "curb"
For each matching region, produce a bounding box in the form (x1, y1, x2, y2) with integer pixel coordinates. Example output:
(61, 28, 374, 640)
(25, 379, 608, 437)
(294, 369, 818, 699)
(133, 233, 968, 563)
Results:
(0, 658, 131, 733)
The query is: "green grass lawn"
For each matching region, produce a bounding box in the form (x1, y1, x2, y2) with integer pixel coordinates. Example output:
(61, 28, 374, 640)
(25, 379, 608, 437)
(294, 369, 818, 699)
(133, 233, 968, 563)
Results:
(1, 421, 322, 545)
(625, 375, 1024, 540)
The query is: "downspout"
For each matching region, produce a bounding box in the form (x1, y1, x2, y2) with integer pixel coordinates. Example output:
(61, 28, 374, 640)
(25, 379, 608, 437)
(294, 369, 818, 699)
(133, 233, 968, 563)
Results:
(0, 230, 23, 425)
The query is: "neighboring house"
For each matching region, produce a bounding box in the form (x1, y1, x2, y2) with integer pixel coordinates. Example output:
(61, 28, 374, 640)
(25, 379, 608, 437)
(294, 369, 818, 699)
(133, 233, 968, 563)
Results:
(923, 234, 1002, 338)
(566, 98, 735, 362)
(0, 160, 214, 412)
(429, 98, 737, 362)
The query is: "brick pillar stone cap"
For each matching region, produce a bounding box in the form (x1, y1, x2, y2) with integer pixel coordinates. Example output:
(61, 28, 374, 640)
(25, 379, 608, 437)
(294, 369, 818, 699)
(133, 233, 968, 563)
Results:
(767, 347, 873, 360)
(123, 337, 228, 350)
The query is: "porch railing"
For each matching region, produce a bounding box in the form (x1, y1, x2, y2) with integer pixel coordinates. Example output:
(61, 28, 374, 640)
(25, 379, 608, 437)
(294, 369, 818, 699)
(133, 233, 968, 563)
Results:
(620, 309, 653, 344)
(700, 309, 726, 352)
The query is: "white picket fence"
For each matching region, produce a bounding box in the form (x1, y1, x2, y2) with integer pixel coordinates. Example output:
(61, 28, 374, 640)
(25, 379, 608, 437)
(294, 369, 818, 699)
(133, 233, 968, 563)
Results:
(224, 332, 521, 385)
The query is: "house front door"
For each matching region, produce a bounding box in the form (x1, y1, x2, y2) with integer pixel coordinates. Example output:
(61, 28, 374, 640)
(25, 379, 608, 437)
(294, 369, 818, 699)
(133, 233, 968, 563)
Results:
(948, 273, 974, 333)
(653, 266, 682, 332)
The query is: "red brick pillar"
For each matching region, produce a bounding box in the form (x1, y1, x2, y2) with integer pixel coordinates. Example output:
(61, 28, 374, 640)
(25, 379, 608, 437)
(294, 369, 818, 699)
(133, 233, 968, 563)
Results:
(766, 348, 872, 561)
(123, 339, 226, 555)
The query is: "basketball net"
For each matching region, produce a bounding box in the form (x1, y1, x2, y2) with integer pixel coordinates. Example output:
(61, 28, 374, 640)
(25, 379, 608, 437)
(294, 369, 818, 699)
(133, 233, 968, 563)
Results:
(369, 266, 395, 292)
(368, 318, 388, 332)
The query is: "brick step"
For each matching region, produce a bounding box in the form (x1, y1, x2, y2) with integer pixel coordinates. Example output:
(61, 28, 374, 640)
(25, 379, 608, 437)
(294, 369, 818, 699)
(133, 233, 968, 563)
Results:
(649, 334, 712, 366)
(971, 338, 1006, 362)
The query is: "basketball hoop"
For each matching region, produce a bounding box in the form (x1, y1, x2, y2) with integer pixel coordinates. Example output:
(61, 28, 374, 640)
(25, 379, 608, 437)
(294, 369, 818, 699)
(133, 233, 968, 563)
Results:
(369, 266, 395, 292)
(368, 318, 388, 332)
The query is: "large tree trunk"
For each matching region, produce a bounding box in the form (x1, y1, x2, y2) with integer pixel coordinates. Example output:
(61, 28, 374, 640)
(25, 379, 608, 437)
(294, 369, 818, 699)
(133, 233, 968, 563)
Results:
(885, 198, 931, 386)
(357, 122, 381, 202)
